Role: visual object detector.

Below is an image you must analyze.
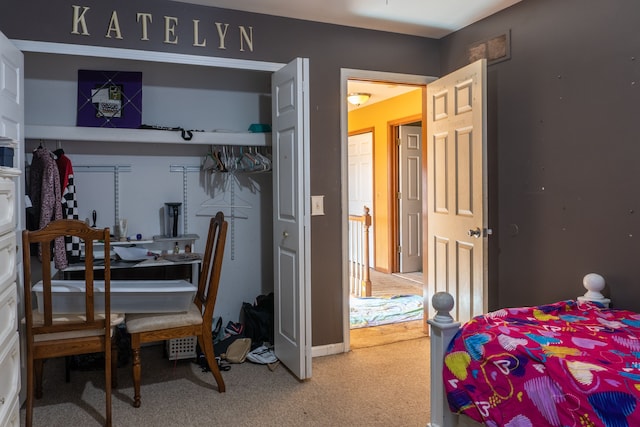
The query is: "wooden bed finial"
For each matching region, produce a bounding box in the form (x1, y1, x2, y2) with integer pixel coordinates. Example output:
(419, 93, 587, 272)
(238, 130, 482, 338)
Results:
(578, 273, 611, 308)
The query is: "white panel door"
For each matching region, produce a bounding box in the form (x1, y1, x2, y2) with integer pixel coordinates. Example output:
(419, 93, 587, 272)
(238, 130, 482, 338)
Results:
(347, 131, 373, 266)
(272, 58, 311, 380)
(426, 59, 487, 324)
(347, 132, 373, 216)
(399, 125, 422, 273)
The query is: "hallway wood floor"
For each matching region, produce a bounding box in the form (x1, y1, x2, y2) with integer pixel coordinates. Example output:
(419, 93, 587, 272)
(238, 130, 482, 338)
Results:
(350, 269, 427, 348)
(368, 269, 422, 297)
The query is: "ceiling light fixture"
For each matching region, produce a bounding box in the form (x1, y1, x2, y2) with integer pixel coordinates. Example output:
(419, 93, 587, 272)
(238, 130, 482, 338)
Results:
(347, 92, 371, 107)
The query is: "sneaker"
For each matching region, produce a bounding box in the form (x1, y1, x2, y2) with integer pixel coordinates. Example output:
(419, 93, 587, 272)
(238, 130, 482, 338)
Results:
(224, 321, 244, 336)
(246, 345, 278, 364)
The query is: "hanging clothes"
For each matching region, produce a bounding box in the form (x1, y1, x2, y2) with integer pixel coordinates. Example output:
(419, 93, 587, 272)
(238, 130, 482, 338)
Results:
(55, 149, 81, 262)
(29, 147, 68, 269)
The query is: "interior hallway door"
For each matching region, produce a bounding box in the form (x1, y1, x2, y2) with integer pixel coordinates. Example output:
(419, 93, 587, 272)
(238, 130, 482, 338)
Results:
(426, 59, 488, 324)
(398, 124, 422, 273)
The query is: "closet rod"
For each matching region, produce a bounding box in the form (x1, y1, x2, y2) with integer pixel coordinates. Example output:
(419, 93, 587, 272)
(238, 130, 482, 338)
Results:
(74, 165, 132, 173)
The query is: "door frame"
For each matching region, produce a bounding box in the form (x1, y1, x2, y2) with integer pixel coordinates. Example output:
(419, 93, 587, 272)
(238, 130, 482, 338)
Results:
(340, 68, 435, 351)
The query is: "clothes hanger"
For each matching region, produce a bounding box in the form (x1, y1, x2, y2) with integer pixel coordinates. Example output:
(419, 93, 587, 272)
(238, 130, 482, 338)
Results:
(200, 173, 252, 209)
(53, 141, 64, 157)
(201, 146, 216, 171)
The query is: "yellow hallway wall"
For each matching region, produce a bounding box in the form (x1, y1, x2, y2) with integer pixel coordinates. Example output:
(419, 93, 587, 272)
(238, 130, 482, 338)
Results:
(347, 89, 422, 273)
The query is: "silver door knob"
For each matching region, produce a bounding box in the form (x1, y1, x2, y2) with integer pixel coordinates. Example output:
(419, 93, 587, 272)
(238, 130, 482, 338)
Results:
(468, 228, 481, 238)
(283, 231, 289, 238)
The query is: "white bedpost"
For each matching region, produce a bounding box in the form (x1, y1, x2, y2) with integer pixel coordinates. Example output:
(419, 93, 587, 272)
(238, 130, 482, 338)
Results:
(577, 273, 610, 308)
(427, 292, 461, 427)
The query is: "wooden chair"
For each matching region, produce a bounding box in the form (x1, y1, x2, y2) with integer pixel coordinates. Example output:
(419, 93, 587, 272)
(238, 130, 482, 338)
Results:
(22, 219, 123, 427)
(125, 211, 228, 408)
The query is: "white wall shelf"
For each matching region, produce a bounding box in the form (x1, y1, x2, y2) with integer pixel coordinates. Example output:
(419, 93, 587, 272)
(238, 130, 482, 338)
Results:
(94, 240, 155, 246)
(25, 125, 271, 147)
(153, 234, 199, 243)
(93, 235, 199, 245)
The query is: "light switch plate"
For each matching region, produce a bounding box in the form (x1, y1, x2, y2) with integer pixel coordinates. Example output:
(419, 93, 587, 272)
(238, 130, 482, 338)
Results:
(311, 195, 325, 215)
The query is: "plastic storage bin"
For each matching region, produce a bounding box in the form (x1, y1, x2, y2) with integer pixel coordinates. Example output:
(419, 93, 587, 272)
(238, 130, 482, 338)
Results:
(33, 280, 197, 314)
(166, 336, 197, 360)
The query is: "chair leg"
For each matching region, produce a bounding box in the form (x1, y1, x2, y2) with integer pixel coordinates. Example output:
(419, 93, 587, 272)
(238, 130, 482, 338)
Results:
(26, 355, 34, 427)
(199, 332, 225, 393)
(34, 359, 44, 399)
(131, 334, 142, 408)
(105, 337, 112, 427)
(65, 356, 72, 382)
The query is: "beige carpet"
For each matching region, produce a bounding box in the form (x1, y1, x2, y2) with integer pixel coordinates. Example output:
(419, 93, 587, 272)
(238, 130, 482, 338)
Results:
(21, 338, 431, 426)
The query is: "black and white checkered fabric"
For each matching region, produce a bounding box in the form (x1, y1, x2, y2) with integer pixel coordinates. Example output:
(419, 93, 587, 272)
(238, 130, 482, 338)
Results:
(62, 173, 81, 261)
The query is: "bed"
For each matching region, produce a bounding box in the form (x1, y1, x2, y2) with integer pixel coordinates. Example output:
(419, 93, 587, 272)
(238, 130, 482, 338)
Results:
(427, 273, 640, 427)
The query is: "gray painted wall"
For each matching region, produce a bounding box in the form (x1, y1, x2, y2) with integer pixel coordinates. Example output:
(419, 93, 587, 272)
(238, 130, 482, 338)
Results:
(0, 0, 440, 346)
(441, 0, 640, 311)
(9, 0, 635, 347)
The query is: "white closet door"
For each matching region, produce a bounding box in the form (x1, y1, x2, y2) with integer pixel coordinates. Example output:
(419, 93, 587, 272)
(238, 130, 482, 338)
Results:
(272, 57, 311, 379)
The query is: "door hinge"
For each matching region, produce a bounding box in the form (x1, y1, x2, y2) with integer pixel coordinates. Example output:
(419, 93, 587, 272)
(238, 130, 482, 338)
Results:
(397, 245, 402, 254)
(396, 138, 401, 146)
(397, 192, 402, 199)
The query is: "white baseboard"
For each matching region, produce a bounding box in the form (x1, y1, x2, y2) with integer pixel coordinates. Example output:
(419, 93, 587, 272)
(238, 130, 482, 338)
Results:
(311, 342, 345, 357)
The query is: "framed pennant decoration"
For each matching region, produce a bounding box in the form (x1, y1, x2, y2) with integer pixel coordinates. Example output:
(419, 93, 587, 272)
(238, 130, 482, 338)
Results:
(77, 70, 143, 128)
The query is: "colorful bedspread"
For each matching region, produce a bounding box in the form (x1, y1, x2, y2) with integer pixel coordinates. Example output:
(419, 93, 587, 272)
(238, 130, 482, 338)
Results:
(443, 300, 640, 427)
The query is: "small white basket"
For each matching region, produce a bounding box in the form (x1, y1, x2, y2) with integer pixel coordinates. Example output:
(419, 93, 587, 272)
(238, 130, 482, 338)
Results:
(166, 336, 197, 360)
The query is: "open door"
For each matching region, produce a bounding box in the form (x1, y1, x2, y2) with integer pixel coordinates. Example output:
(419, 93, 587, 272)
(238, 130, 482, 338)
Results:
(426, 59, 488, 324)
(398, 124, 422, 273)
(272, 58, 312, 379)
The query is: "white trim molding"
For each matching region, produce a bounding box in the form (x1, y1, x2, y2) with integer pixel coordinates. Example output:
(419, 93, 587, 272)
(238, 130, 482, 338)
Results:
(12, 40, 285, 72)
